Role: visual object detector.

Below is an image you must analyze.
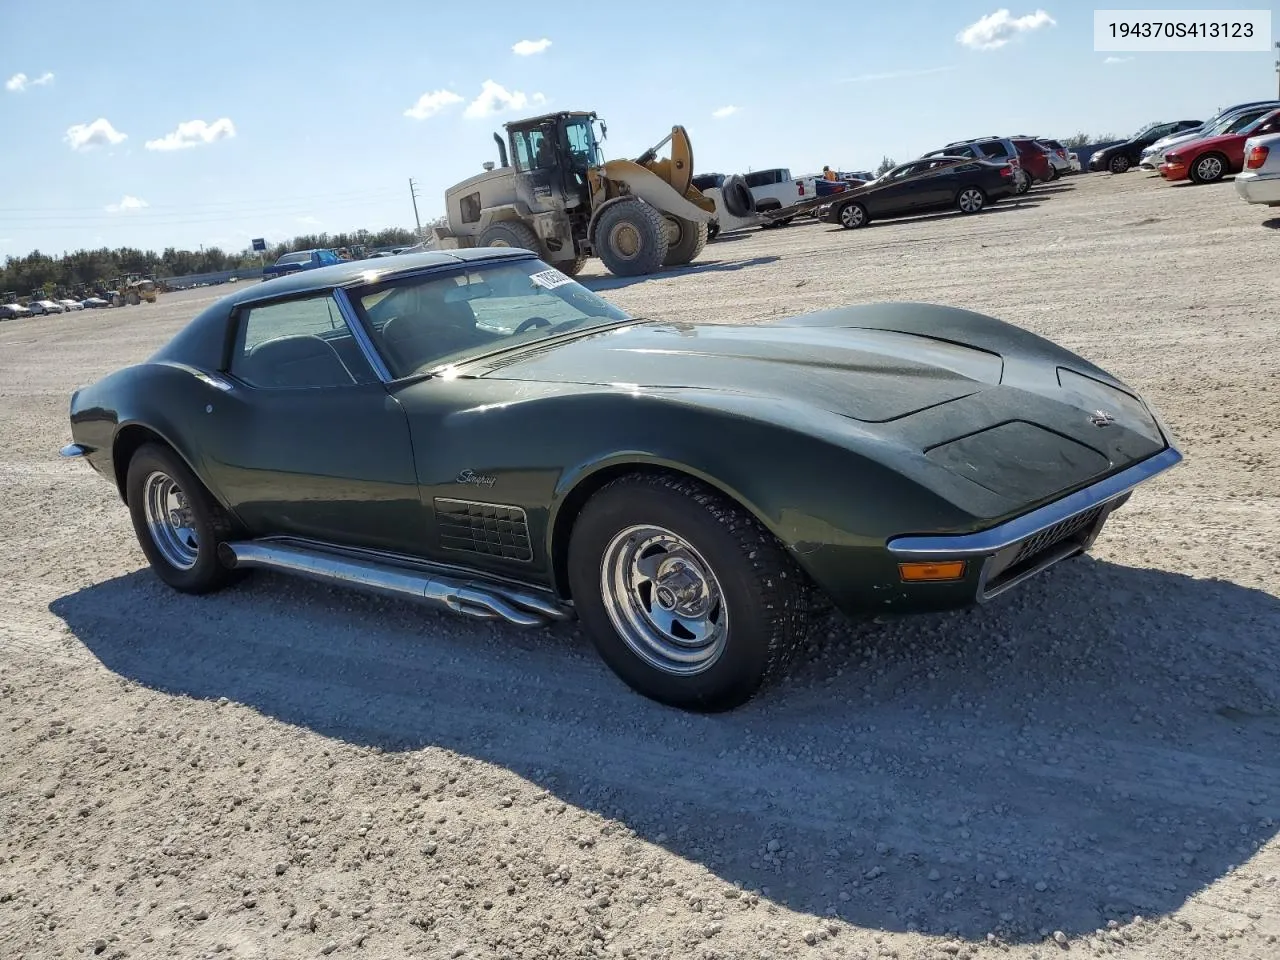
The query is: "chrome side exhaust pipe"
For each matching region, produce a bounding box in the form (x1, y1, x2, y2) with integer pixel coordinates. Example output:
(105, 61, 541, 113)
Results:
(221, 541, 571, 628)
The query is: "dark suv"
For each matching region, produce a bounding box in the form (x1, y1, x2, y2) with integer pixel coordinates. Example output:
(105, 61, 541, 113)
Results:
(920, 137, 1029, 194)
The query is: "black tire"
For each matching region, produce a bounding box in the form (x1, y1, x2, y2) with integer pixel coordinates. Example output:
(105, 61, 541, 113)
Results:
(1109, 154, 1131, 174)
(594, 199, 668, 277)
(558, 255, 588, 277)
(567, 472, 812, 712)
(661, 216, 708, 266)
(1014, 170, 1032, 195)
(837, 201, 868, 229)
(719, 174, 755, 218)
(478, 220, 542, 255)
(1189, 151, 1228, 184)
(956, 185, 986, 214)
(125, 442, 245, 594)
(707, 221, 721, 242)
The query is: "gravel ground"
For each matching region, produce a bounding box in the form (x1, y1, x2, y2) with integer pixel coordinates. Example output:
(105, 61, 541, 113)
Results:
(2, 172, 1279, 960)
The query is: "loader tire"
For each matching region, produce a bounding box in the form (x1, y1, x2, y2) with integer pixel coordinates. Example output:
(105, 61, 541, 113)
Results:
(478, 220, 542, 255)
(661, 216, 708, 267)
(720, 175, 756, 219)
(558, 255, 588, 277)
(595, 199, 668, 277)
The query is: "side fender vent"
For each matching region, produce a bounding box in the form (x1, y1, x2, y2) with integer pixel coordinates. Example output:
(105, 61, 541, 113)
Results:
(434, 498, 533, 562)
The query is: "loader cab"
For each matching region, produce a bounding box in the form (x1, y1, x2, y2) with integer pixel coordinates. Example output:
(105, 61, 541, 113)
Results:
(505, 111, 604, 211)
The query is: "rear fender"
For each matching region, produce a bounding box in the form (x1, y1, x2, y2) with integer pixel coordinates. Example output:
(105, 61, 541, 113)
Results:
(598, 159, 715, 222)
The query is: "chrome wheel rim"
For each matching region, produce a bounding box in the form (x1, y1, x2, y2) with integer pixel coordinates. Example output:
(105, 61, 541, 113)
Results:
(143, 471, 199, 570)
(1196, 156, 1222, 180)
(600, 524, 729, 676)
(958, 188, 984, 212)
(840, 204, 864, 228)
(1111, 155, 1129, 173)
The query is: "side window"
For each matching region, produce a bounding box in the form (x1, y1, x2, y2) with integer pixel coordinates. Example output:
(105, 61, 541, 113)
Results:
(1256, 116, 1280, 135)
(229, 295, 377, 389)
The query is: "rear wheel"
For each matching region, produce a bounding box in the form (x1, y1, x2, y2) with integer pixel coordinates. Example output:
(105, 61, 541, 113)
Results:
(1014, 170, 1032, 194)
(661, 215, 708, 267)
(1189, 152, 1227, 184)
(595, 199, 668, 277)
(838, 202, 868, 229)
(478, 220, 542, 254)
(956, 186, 986, 213)
(567, 473, 812, 711)
(125, 442, 245, 594)
(1109, 154, 1131, 174)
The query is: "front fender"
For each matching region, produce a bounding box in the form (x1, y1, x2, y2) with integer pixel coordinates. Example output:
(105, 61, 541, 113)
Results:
(537, 390, 987, 607)
(69, 361, 237, 511)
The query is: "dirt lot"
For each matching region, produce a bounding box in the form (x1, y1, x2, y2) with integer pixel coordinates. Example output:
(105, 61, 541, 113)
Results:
(2, 173, 1279, 960)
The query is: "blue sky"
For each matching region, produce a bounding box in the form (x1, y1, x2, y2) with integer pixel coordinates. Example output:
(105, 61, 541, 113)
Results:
(2, 1, 1275, 257)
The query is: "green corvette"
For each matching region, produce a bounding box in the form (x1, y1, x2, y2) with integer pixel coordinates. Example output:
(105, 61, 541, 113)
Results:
(61, 248, 1182, 711)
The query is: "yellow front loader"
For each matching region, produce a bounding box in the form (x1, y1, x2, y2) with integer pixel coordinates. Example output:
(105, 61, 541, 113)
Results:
(429, 111, 757, 278)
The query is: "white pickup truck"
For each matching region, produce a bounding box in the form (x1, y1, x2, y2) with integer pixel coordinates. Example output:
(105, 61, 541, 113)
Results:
(742, 168, 819, 226)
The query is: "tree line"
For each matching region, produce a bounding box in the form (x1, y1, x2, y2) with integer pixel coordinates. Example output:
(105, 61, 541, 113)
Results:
(1, 226, 423, 295)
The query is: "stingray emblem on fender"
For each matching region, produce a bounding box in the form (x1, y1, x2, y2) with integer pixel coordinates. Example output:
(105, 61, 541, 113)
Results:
(456, 469, 497, 487)
(1089, 410, 1116, 427)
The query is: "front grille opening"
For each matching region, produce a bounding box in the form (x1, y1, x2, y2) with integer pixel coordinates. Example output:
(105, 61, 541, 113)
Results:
(981, 505, 1108, 599)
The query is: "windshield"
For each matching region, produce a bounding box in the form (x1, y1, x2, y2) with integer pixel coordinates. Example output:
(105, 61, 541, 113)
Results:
(354, 258, 633, 378)
(1130, 122, 1163, 139)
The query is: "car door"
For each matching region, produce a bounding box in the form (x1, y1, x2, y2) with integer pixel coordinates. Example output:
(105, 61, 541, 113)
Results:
(866, 162, 927, 216)
(200, 290, 428, 554)
(913, 160, 961, 209)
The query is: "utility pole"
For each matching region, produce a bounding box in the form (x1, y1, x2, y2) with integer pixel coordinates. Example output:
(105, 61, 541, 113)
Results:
(1275, 41, 1279, 99)
(408, 177, 423, 238)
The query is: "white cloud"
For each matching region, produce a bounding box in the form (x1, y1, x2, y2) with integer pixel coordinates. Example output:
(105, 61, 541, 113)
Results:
(7, 71, 56, 91)
(463, 80, 546, 119)
(145, 118, 236, 151)
(956, 8, 1056, 50)
(1104, 55, 1132, 64)
(712, 105, 738, 119)
(404, 89, 464, 120)
(105, 195, 149, 213)
(840, 66, 955, 83)
(512, 38, 551, 56)
(65, 118, 128, 151)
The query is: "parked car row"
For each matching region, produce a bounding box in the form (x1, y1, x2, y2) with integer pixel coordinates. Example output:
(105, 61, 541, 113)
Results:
(0, 296, 104, 320)
(1153, 104, 1280, 185)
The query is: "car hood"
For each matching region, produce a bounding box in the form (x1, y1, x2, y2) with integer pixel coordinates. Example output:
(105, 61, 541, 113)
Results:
(1166, 132, 1243, 157)
(471, 319, 1002, 423)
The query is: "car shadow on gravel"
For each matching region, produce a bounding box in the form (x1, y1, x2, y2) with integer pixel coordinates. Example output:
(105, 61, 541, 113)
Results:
(581, 256, 781, 292)
(51, 555, 1280, 946)
(824, 202, 1044, 233)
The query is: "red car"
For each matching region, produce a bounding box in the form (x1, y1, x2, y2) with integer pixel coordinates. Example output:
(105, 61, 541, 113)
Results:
(1159, 109, 1280, 183)
(1011, 137, 1053, 184)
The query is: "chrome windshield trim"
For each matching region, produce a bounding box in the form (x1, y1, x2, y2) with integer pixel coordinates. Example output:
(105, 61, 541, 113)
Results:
(887, 445, 1183, 558)
(333, 287, 393, 384)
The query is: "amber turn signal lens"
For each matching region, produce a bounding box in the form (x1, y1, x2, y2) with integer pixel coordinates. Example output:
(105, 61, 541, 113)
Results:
(898, 561, 967, 582)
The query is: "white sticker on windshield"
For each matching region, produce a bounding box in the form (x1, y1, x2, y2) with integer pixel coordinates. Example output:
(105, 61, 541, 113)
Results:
(530, 268, 573, 290)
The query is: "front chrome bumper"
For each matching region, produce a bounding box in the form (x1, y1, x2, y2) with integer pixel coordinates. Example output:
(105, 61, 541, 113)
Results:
(886, 446, 1183, 596)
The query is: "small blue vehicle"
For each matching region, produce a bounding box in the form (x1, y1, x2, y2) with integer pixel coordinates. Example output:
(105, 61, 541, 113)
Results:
(261, 248, 343, 282)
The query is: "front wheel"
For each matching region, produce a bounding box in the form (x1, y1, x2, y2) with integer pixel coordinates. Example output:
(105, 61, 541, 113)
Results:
(567, 473, 812, 711)
(838, 202, 868, 229)
(595, 199, 668, 277)
(1189, 152, 1227, 184)
(125, 442, 246, 594)
(956, 186, 986, 214)
(1109, 154, 1131, 174)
